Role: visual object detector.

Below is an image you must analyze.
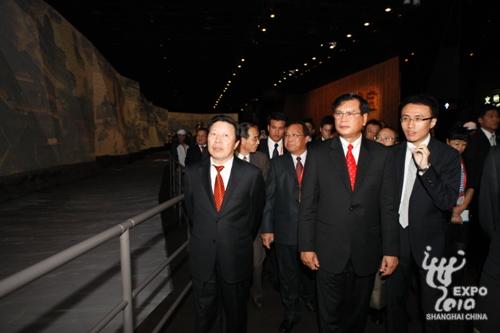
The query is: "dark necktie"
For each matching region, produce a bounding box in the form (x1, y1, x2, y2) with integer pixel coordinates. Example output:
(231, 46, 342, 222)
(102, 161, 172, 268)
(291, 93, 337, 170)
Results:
(213, 165, 225, 211)
(272, 143, 279, 159)
(346, 144, 357, 191)
(296, 156, 304, 185)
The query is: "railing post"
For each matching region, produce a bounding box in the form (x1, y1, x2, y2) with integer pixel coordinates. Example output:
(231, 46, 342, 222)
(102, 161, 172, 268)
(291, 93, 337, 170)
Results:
(120, 229, 134, 333)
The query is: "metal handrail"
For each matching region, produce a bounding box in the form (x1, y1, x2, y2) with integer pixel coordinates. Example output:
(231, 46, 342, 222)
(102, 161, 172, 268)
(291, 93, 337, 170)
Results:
(0, 157, 190, 332)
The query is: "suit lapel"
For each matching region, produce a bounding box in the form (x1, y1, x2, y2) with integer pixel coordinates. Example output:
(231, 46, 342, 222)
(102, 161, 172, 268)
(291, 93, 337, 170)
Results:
(395, 143, 406, 200)
(284, 154, 300, 201)
(200, 158, 216, 211)
(219, 158, 241, 213)
(329, 138, 351, 193)
(353, 139, 369, 192)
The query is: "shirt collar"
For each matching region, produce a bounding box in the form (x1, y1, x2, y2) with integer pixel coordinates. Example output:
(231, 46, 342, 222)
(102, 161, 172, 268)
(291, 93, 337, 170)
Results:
(291, 150, 307, 162)
(407, 134, 431, 151)
(211, 156, 234, 169)
(339, 134, 362, 150)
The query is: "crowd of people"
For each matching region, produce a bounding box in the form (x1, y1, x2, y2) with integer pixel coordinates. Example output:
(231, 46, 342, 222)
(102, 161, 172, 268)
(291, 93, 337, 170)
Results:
(169, 93, 499, 333)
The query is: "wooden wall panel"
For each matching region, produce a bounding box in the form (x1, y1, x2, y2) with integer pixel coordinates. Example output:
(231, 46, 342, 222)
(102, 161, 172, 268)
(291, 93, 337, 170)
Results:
(284, 57, 400, 129)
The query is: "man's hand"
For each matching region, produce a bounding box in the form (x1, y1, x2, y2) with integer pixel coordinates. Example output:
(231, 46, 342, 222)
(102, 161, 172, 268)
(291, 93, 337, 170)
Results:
(300, 251, 320, 271)
(379, 256, 398, 277)
(412, 144, 430, 170)
(260, 233, 274, 249)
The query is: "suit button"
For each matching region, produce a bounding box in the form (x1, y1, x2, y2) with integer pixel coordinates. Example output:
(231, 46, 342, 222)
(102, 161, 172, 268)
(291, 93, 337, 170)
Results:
(349, 206, 354, 211)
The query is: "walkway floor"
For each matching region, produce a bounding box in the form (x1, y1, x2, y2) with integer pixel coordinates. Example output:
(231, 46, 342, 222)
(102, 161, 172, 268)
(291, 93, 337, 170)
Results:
(0, 152, 471, 333)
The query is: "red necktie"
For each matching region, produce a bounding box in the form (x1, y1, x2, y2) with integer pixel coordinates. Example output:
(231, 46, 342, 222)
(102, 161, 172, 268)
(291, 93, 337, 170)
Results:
(296, 156, 304, 186)
(213, 165, 225, 211)
(346, 144, 357, 191)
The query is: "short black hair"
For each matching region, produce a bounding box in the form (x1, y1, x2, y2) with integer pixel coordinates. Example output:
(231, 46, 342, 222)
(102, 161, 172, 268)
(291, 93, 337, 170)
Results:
(478, 104, 499, 118)
(208, 115, 240, 139)
(320, 115, 334, 127)
(332, 93, 371, 114)
(267, 112, 288, 125)
(196, 127, 208, 134)
(237, 122, 258, 139)
(287, 121, 311, 137)
(366, 119, 383, 128)
(400, 94, 440, 118)
(447, 124, 469, 142)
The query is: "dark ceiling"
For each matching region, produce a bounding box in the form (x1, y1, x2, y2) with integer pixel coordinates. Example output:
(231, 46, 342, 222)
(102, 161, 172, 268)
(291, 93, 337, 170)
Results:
(43, 0, 496, 114)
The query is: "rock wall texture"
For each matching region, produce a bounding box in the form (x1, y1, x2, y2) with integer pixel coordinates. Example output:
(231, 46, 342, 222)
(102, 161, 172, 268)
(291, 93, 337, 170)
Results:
(0, 0, 170, 177)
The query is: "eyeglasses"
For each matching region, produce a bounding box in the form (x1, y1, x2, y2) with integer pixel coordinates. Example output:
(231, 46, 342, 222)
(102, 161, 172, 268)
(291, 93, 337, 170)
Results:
(375, 136, 396, 142)
(333, 111, 362, 119)
(400, 115, 433, 123)
(285, 133, 305, 138)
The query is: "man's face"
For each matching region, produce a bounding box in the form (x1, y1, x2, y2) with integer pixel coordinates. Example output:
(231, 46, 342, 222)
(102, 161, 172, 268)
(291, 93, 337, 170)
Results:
(375, 128, 397, 146)
(267, 119, 286, 142)
(320, 124, 334, 140)
(334, 99, 367, 140)
(285, 124, 309, 155)
(195, 130, 208, 146)
(478, 109, 500, 132)
(208, 121, 239, 163)
(447, 139, 467, 154)
(400, 103, 437, 146)
(364, 123, 381, 141)
(240, 126, 260, 153)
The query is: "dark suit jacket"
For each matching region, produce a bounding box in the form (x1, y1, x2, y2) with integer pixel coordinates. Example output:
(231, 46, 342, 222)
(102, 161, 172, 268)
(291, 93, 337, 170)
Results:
(298, 138, 399, 276)
(248, 151, 270, 182)
(261, 153, 302, 245)
(479, 147, 500, 275)
(393, 138, 461, 265)
(259, 138, 286, 159)
(185, 143, 209, 167)
(463, 129, 498, 192)
(183, 157, 265, 283)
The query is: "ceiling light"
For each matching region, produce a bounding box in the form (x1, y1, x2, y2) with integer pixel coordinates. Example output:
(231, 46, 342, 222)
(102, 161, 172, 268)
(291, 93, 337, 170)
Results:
(274, 83, 277, 87)
(232, 73, 236, 76)
(278, 80, 282, 83)
(385, 7, 392, 12)
(404, 58, 409, 62)
(469, 52, 474, 57)
(346, 33, 352, 38)
(270, 13, 276, 18)
(241, 58, 245, 62)
(237, 65, 242, 68)
(364, 22, 370, 27)
(261, 27, 267, 32)
(411, 52, 415, 56)
(303, 63, 308, 66)
(312, 57, 316, 60)
(329, 41, 337, 49)
(228, 80, 232, 83)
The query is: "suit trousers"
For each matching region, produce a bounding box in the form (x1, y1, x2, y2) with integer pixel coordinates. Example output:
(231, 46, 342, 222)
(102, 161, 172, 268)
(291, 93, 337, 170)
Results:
(192, 273, 250, 333)
(385, 229, 446, 333)
(275, 243, 315, 321)
(316, 262, 374, 333)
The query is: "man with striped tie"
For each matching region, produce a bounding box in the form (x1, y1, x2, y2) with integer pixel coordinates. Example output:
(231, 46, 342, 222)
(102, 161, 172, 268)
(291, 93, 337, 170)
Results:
(183, 115, 265, 333)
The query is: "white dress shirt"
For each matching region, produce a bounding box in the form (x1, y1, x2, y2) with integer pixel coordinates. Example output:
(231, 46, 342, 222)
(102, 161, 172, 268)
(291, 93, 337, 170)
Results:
(339, 135, 362, 163)
(177, 144, 189, 167)
(291, 150, 308, 168)
(481, 128, 497, 146)
(267, 138, 284, 159)
(210, 156, 234, 192)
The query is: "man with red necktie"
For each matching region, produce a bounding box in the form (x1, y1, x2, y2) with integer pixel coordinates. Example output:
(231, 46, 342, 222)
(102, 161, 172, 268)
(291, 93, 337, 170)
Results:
(299, 93, 400, 333)
(183, 115, 265, 333)
(261, 122, 315, 332)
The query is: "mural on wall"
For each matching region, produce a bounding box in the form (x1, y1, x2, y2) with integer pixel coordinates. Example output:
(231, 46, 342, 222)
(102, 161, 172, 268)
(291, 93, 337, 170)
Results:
(167, 112, 239, 137)
(0, 0, 170, 177)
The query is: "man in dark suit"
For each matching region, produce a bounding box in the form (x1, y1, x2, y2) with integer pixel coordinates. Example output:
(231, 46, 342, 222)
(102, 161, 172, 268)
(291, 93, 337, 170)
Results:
(183, 115, 265, 333)
(235, 122, 270, 309)
(185, 127, 209, 167)
(477, 147, 500, 333)
(299, 93, 400, 333)
(259, 112, 287, 159)
(463, 105, 499, 275)
(385, 94, 461, 333)
(261, 122, 315, 332)
(311, 115, 335, 145)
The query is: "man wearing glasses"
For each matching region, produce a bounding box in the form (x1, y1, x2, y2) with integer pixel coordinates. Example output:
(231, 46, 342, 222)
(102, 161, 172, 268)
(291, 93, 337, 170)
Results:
(375, 127, 398, 147)
(299, 93, 400, 332)
(385, 95, 461, 333)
